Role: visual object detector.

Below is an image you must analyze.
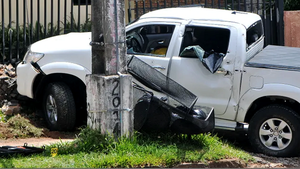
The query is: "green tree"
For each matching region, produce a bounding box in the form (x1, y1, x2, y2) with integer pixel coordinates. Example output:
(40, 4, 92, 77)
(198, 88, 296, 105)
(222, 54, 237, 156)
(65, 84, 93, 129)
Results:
(284, 0, 300, 10)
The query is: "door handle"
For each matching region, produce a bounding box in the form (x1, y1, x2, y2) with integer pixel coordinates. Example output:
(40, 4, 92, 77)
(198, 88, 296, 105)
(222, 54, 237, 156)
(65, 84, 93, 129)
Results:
(216, 68, 226, 74)
(216, 67, 230, 75)
(158, 40, 164, 44)
(152, 66, 166, 70)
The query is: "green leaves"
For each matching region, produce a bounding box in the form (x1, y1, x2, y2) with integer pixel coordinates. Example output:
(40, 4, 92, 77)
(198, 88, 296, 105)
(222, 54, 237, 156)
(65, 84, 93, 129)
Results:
(284, 0, 300, 10)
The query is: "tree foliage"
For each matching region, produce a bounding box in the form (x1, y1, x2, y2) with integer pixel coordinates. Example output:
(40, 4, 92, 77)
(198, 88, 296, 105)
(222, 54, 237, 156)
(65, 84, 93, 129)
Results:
(284, 0, 300, 10)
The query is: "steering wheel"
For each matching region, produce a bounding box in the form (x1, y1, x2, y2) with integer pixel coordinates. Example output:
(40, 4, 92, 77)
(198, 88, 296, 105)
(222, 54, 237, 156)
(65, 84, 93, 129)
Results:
(130, 37, 142, 53)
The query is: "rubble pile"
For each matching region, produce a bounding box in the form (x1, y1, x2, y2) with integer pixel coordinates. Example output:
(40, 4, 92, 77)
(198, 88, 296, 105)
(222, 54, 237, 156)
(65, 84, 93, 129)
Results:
(0, 64, 22, 115)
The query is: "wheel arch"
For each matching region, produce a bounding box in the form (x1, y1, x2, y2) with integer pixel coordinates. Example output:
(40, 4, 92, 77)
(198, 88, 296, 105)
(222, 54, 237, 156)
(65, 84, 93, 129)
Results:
(237, 84, 300, 123)
(33, 73, 86, 100)
(33, 73, 87, 126)
(243, 96, 300, 123)
(40, 62, 90, 83)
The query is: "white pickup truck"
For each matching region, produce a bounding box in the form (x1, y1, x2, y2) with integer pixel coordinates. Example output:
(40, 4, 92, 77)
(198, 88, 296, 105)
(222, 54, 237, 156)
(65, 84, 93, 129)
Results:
(17, 7, 300, 157)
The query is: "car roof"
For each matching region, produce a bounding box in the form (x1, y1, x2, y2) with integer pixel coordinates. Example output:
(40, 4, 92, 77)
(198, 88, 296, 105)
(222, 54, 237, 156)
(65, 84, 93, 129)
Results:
(139, 7, 261, 28)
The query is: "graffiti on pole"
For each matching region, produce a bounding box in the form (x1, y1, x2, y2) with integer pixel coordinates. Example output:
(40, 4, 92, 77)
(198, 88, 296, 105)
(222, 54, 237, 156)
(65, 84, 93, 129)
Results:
(112, 78, 121, 137)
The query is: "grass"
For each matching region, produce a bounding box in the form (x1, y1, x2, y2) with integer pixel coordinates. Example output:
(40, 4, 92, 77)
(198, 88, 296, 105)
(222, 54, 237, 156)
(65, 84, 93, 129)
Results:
(0, 110, 6, 122)
(7, 114, 43, 138)
(0, 112, 43, 139)
(0, 128, 254, 168)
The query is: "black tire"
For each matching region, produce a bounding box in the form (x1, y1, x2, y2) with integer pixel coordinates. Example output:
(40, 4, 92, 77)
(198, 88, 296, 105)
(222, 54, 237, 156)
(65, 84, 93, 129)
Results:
(248, 105, 300, 157)
(43, 82, 76, 131)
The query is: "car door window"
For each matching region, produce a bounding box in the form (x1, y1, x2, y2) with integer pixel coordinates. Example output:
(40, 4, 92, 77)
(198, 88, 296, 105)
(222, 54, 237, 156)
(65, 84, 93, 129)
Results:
(126, 25, 175, 57)
(179, 26, 230, 56)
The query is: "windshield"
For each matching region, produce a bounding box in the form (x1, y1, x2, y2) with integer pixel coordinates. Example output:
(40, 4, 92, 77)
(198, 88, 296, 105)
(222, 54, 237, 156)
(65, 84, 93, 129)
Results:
(126, 17, 140, 27)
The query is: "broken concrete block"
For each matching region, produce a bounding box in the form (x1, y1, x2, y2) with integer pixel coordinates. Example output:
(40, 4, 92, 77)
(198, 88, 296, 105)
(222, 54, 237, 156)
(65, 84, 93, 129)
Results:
(1, 102, 21, 116)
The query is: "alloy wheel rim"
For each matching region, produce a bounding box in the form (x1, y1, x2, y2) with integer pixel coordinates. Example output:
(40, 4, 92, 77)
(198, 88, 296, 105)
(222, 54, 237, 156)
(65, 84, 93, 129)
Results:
(259, 118, 292, 151)
(46, 95, 58, 124)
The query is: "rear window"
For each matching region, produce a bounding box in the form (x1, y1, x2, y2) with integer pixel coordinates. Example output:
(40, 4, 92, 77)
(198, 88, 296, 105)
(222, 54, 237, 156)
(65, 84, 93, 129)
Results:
(246, 21, 264, 50)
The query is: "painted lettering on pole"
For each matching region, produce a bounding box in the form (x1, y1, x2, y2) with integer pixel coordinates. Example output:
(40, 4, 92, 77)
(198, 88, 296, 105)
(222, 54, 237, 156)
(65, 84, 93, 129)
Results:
(112, 79, 120, 137)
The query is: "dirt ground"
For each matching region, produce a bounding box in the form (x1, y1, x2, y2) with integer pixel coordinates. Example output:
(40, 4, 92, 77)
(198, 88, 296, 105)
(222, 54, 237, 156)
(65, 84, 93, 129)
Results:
(0, 122, 78, 147)
(0, 110, 79, 147)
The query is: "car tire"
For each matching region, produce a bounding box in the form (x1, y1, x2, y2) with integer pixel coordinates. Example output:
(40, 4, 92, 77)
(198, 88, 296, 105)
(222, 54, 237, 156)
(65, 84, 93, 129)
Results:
(248, 105, 300, 157)
(43, 82, 76, 131)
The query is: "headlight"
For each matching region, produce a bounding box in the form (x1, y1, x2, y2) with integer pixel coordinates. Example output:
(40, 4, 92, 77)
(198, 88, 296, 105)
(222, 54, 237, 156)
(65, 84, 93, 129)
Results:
(23, 47, 45, 64)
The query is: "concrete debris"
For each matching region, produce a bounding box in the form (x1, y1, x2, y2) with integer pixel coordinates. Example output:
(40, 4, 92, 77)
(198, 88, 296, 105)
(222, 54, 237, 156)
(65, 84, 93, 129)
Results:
(0, 64, 21, 112)
(1, 101, 21, 116)
(4, 64, 16, 77)
(253, 156, 268, 164)
(251, 153, 300, 168)
(174, 158, 247, 168)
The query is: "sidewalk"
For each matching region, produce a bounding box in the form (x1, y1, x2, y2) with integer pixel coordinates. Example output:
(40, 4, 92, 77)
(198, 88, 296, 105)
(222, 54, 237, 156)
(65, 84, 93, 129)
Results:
(0, 138, 74, 147)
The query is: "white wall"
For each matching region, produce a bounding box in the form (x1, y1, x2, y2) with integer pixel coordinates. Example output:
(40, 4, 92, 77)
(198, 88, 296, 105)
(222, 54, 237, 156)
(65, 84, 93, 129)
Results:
(0, 0, 131, 28)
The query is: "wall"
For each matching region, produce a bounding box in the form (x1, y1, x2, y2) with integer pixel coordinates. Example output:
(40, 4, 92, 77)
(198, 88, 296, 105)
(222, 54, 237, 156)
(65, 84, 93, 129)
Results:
(1, 1, 90, 26)
(0, 0, 130, 27)
(284, 11, 300, 47)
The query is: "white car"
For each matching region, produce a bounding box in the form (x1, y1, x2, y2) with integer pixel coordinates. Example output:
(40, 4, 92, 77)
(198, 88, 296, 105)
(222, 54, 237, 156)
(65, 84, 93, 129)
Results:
(17, 7, 300, 157)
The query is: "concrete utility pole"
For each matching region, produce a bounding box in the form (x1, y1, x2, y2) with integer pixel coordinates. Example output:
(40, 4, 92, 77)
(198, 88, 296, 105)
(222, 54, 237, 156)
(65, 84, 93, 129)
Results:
(86, 0, 133, 137)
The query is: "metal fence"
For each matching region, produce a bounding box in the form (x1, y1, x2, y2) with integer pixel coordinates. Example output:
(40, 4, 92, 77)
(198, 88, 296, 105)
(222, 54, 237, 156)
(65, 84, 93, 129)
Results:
(0, 0, 91, 65)
(0, 0, 284, 64)
(128, 0, 284, 47)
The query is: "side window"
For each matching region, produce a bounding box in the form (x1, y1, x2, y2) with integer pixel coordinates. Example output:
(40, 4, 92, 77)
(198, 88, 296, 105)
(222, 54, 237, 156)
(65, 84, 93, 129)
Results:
(180, 26, 230, 57)
(126, 25, 175, 57)
(246, 21, 263, 50)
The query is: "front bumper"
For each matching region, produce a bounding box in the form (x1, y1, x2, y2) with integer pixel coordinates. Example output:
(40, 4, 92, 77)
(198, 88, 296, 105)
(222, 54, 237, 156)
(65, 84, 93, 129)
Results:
(16, 62, 40, 99)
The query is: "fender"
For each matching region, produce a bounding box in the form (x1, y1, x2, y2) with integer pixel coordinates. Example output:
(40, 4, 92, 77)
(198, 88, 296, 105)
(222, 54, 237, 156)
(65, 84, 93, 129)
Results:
(237, 83, 300, 122)
(40, 62, 91, 84)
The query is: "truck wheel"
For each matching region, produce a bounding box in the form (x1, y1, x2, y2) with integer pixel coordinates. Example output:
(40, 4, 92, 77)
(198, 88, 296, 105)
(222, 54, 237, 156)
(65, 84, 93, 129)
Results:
(43, 82, 76, 131)
(248, 105, 300, 157)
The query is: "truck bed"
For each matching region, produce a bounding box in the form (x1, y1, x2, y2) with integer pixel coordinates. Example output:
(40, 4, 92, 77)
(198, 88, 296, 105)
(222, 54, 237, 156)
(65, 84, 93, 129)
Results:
(245, 45, 300, 71)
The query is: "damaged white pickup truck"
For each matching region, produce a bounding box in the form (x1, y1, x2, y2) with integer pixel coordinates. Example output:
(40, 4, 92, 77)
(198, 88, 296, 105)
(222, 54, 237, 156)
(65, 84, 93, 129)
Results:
(17, 7, 300, 157)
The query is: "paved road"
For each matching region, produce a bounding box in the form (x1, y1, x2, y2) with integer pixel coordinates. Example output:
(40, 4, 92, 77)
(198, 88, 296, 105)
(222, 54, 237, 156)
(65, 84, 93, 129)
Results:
(214, 129, 300, 168)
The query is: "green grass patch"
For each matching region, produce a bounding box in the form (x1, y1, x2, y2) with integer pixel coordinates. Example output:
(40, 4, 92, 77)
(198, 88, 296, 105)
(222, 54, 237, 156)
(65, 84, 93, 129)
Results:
(7, 114, 43, 138)
(0, 110, 8, 123)
(0, 128, 254, 168)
